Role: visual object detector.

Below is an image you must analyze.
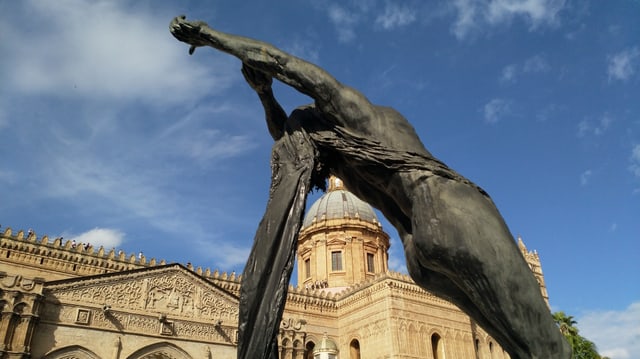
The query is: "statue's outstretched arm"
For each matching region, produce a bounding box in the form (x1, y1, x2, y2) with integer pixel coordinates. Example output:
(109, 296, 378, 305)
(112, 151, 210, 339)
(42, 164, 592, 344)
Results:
(241, 64, 287, 140)
(170, 16, 377, 128)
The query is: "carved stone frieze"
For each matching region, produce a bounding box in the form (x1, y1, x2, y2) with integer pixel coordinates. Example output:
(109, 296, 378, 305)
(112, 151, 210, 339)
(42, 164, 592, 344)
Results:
(46, 265, 239, 322)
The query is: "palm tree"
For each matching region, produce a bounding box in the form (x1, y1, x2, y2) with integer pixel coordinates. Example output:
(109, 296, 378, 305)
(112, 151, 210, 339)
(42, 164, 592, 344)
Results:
(553, 311, 608, 359)
(553, 311, 579, 337)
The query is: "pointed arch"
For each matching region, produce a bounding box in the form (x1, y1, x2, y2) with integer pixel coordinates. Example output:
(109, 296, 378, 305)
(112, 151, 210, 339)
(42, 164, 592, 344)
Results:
(126, 342, 192, 359)
(305, 339, 316, 359)
(349, 338, 361, 359)
(430, 333, 445, 359)
(42, 345, 101, 359)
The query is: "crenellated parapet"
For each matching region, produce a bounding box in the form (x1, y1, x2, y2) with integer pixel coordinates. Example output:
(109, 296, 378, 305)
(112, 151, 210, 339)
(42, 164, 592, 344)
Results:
(1, 225, 248, 300)
(0, 226, 163, 280)
(197, 268, 242, 296)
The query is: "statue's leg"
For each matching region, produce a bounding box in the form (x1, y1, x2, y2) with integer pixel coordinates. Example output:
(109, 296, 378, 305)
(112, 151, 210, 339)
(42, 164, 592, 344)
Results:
(237, 126, 317, 359)
(405, 174, 570, 359)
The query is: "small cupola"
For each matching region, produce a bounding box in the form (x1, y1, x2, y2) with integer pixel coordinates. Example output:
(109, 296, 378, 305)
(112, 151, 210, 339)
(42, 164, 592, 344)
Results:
(313, 333, 339, 359)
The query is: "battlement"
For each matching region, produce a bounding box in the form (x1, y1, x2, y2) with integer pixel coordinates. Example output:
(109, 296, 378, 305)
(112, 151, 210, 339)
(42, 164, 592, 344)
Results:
(0, 224, 549, 308)
(0, 226, 242, 293)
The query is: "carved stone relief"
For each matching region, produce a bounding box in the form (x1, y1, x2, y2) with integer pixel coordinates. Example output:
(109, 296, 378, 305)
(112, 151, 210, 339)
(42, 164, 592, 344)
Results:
(49, 269, 238, 323)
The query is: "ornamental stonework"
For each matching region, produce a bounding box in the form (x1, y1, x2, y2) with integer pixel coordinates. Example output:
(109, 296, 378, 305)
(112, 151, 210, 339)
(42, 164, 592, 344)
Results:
(47, 267, 238, 323)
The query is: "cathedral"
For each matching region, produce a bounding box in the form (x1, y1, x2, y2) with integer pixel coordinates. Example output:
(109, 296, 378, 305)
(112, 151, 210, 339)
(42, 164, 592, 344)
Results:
(0, 177, 549, 359)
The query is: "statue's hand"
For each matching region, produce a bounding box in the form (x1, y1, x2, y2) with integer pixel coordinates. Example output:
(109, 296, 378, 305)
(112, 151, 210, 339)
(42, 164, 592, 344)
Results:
(242, 63, 273, 93)
(169, 15, 210, 54)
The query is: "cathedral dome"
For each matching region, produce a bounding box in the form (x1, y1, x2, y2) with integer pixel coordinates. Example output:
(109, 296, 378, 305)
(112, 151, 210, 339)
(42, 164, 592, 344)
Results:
(303, 177, 378, 228)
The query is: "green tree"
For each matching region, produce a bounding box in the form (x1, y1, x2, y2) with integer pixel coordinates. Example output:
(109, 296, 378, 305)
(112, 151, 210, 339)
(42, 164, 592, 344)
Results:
(552, 311, 609, 359)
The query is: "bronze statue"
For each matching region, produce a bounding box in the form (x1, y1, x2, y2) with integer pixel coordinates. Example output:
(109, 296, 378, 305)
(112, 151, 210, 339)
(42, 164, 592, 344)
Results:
(170, 16, 571, 359)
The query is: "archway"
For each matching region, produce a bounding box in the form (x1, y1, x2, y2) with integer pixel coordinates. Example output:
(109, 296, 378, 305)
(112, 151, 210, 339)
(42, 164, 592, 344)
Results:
(305, 340, 315, 359)
(43, 345, 101, 359)
(349, 339, 361, 359)
(431, 333, 445, 359)
(127, 342, 192, 359)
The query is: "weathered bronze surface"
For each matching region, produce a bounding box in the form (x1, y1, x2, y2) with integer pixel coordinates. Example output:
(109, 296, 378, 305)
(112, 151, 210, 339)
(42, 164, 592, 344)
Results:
(170, 15, 571, 359)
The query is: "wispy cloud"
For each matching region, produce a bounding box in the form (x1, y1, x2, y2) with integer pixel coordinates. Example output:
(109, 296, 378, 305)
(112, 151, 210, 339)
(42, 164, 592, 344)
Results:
(451, 0, 482, 39)
(285, 39, 321, 64)
(483, 98, 512, 123)
(0, 1, 233, 107)
(318, 1, 423, 43)
(485, 0, 565, 26)
(375, 3, 417, 29)
(577, 113, 613, 137)
(451, 0, 566, 39)
(500, 54, 550, 84)
(578, 302, 640, 359)
(193, 238, 251, 269)
(501, 64, 519, 83)
(328, 4, 360, 43)
(580, 169, 592, 186)
(608, 47, 640, 82)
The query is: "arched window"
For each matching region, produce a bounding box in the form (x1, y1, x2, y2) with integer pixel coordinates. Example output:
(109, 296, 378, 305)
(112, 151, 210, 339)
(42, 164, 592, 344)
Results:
(431, 333, 445, 359)
(489, 341, 500, 359)
(349, 339, 361, 359)
(306, 341, 315, 359)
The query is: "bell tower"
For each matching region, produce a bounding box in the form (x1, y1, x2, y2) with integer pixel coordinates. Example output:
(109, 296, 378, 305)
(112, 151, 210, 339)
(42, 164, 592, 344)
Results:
(297, 176, 390, 290)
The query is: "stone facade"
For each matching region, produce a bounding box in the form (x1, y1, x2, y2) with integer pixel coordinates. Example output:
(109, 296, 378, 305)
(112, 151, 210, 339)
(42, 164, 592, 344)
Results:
(0, 180, 549, 358)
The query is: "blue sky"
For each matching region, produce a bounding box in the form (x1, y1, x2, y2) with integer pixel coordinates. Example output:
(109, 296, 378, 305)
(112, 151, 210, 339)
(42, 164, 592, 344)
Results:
(1, 0, 638, 357)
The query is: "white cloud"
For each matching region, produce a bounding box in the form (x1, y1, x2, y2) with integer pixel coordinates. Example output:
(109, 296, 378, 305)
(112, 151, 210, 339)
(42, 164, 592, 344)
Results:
(608, 47, 640, 82)
(578, 302, 640, 359)
(577, 114, 613, 137)
(500, 55, 549, 84)
(501, 64, 518, 83)
(577, 120, 590, 137)
(486, 0, 565, 26)
(0, 0, 233, 107)
(328, 4, 359, 43)
(580, 169, 592, 186)
(68, 228, 125, 249)
(452, 0, 481, 39)
(483, 98, 512, 123)
(451, 0, 566, 39)
(174, 130, 255, 164)
(375, 4, 417, 29)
